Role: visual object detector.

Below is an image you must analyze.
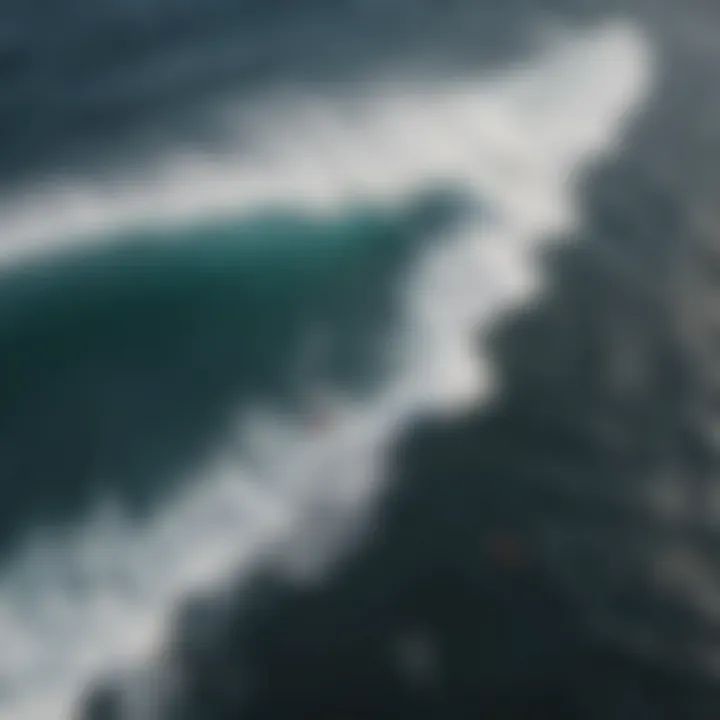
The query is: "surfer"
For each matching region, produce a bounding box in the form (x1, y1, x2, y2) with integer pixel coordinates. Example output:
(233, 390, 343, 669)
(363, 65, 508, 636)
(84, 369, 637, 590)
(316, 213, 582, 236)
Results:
(294, 321, 346, 433)
(308, 392, 341, 431)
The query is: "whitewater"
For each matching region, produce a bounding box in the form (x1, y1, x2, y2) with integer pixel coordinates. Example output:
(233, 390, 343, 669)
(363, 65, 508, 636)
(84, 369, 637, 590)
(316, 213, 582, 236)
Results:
(0, 21, 653, 720)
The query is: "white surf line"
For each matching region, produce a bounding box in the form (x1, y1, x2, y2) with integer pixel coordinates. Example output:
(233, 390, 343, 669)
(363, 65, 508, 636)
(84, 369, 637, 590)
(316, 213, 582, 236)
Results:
(0, 22, 649, 266)
(0, 20, 654, 720)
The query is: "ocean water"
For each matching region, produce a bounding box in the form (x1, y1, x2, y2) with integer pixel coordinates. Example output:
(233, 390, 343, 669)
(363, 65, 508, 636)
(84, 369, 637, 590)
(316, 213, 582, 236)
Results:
(0, 19, 653, 718)
(3, 1, 718, 718)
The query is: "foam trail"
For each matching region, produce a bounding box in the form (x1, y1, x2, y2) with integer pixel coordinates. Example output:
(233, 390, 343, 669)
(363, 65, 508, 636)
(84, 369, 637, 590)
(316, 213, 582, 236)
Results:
(0, 21, 653, 720)
(0, 24, 648, 266)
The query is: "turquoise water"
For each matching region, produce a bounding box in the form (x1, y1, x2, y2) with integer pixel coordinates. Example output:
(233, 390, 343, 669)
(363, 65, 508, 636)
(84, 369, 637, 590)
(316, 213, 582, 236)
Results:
(0, 188, 463, 553)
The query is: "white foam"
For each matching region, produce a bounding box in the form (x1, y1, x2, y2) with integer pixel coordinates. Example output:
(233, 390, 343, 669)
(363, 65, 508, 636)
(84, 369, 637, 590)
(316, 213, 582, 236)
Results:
(0, 23, 648, 266)
(0, 21, 654, 720)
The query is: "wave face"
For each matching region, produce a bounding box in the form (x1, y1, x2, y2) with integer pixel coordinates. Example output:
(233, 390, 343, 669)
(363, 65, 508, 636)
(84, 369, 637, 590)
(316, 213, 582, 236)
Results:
(0, 189, 464, 551)
(4, 0, 712, 717)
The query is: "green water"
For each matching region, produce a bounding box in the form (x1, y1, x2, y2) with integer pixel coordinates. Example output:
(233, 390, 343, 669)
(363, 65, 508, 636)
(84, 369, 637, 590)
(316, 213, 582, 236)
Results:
(0, 187, 464, 551)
